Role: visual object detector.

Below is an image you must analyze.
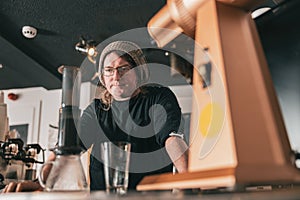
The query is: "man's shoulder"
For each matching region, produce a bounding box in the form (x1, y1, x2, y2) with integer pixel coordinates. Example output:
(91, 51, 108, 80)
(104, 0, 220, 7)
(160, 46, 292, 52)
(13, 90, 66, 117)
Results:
(142, 84, 172, 94)
(141, 85, 174, 100)
(84, 98, 105, 112)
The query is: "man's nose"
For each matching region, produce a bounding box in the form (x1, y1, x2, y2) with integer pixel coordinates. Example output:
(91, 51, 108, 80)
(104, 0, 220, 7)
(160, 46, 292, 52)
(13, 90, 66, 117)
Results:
(112, 69, 121, 79)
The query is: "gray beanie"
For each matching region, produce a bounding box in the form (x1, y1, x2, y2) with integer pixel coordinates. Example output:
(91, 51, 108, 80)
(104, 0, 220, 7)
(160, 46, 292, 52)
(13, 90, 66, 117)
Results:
(98, 41, 150, 86)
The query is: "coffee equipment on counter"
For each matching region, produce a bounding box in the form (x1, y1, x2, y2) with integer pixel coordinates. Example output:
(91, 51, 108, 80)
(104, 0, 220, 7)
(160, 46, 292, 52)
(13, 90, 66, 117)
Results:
(0, 91, 45, 189)
(0, 139, 45, 165)
(0, 138, 45, 189)
(38, 66, 88, 191)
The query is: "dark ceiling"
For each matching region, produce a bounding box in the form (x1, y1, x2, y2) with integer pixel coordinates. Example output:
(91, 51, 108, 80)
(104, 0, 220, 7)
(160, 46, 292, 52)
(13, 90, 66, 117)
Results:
(0, 0, 295, 90)
(0, 0, 168, 90)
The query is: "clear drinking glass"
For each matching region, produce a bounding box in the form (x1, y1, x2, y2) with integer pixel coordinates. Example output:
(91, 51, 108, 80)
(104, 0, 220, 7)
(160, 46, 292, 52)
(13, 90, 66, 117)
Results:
(101, 141, 131, 195)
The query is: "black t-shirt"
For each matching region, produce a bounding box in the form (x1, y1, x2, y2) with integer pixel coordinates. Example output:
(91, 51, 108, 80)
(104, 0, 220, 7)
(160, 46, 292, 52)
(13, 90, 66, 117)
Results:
(79, 85, 184, 190)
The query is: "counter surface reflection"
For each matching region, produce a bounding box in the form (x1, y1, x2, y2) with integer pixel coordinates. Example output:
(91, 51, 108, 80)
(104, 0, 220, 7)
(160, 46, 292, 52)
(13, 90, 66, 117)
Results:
(2, 187, 300, 200)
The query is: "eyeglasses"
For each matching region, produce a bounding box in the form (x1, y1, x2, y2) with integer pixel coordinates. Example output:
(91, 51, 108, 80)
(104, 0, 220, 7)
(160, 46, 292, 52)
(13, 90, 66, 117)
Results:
(102, 65, 132, 77)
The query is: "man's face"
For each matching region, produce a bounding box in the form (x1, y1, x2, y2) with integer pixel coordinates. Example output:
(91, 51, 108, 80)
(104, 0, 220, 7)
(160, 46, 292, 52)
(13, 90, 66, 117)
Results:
(102, 52, 138, 100)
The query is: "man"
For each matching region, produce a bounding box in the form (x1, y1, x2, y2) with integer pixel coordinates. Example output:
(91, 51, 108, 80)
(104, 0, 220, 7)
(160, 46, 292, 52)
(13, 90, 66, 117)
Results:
(2, 41, 188, 192)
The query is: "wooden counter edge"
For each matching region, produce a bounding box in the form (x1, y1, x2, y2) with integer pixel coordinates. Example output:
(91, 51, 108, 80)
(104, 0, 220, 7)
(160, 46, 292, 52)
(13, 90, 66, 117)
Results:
(137, 167, 236, 191)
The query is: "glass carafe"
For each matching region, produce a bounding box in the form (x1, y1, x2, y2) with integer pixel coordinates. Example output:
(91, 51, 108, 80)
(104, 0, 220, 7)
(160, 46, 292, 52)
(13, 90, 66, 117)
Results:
(38, 155, 88, 191)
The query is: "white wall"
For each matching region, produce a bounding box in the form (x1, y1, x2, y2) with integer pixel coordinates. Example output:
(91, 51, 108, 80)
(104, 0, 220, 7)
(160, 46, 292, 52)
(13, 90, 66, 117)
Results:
(169, 85, 193, 114)
(4, 87, 47, 144)
(38, 89, 61, 153)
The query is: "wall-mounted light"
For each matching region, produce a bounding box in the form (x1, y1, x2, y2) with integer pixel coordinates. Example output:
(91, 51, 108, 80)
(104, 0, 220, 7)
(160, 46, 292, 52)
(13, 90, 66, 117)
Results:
(75, 36, 98, 63)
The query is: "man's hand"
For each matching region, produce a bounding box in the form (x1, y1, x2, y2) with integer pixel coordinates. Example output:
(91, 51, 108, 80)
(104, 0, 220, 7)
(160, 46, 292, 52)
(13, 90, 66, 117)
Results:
(2, 181, 43, 193)
(2, 152, 56, 193)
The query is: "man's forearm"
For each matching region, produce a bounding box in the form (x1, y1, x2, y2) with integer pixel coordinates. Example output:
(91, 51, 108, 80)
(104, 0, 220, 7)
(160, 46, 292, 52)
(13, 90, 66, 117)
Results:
(165, 136, 188, 173)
